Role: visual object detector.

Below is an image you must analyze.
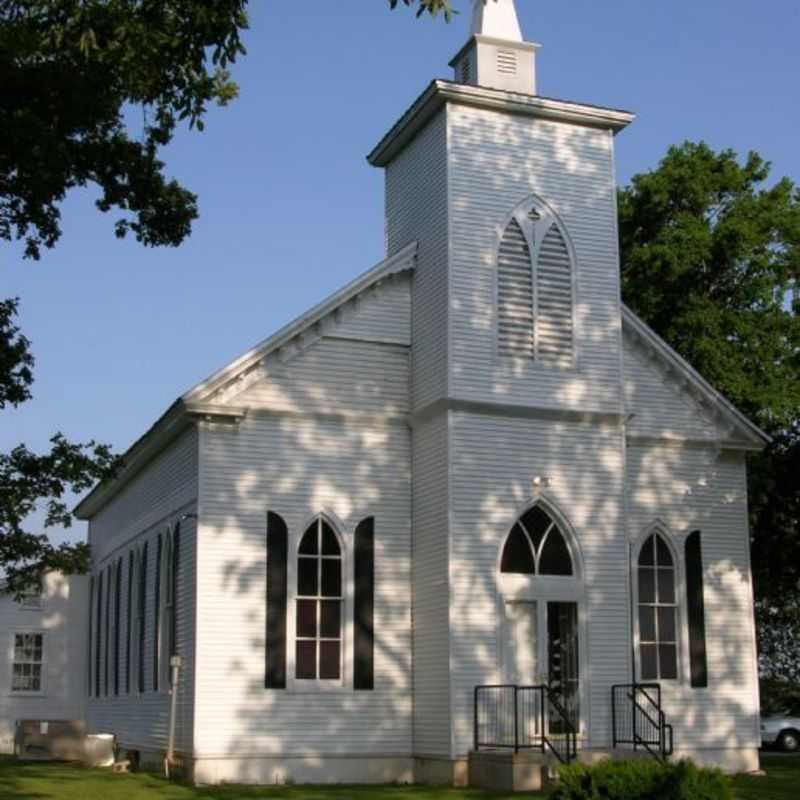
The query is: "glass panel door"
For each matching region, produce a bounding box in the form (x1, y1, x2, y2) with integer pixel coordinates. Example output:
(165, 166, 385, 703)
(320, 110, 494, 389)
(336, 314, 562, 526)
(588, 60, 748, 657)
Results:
(547, 601, 580, 732)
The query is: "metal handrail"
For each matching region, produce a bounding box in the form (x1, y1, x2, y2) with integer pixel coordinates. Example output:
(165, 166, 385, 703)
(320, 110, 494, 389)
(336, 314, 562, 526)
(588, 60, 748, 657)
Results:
(611, 683, 673, 761)
(474, 684, 577, 765)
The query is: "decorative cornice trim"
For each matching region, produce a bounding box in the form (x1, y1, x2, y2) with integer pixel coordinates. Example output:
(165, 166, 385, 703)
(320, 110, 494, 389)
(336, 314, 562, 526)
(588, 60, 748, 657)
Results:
(621, 305, 770, 449)
(368, 80, 635, 167)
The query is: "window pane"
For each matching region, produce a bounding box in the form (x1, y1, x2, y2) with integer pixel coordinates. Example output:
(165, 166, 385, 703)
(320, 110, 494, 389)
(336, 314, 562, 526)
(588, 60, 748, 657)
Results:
(539, 528, 573, 576)
(640, 644, 658, 681)
(639, 535, 655, 566)
(658, 606, 676, 643)
(657, 569, 675, 604)
(298, 526, 318, 555)
(500, 525, 535, 574)
(319, 641, 341, 680)
(296, 640, 316, 679)
(296, 600, 316, 638)
(638, 568, 655, 603)
(30, 667, 42, 692)
(659, 645, 678, 680)
(320, 600, 340, 639)
(321, 522, 340, 555)
(298, 557, 318, 596)
(321, 559, 341, 597)
(520, 507, 552, 552)
(639, 606, 656, 642)
(656, 535, 673, 567)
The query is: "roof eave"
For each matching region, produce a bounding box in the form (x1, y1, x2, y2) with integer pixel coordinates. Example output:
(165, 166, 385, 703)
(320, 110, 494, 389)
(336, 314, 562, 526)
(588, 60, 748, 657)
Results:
(368, 80, 636, 168)
(622, 305, 771, 449)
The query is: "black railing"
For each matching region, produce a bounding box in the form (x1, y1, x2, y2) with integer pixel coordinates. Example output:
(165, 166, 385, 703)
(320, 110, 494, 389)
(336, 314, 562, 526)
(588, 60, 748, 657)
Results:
(611, 683, 674, 761)
(474, 684, 577, 765)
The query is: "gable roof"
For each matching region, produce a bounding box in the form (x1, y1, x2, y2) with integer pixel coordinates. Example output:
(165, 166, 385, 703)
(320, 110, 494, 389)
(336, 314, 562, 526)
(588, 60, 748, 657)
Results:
(74, 242, 418, 520)
(622, 304, 770, 450)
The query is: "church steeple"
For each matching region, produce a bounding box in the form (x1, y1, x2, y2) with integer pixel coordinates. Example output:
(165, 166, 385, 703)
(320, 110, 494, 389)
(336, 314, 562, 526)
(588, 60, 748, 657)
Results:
(450, 0, 539, 95)
(471, 0, 523, 41)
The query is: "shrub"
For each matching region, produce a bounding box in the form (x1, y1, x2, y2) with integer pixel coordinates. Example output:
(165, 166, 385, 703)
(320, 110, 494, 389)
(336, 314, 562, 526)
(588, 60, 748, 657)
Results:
(550, 758, 732, 800)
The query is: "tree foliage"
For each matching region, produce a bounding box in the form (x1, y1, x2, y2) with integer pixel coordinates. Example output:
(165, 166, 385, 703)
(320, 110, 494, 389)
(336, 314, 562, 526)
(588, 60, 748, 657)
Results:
(1, 1, 248, 260)
(619, 141, 800, 608)
(390, 0, 456, 21)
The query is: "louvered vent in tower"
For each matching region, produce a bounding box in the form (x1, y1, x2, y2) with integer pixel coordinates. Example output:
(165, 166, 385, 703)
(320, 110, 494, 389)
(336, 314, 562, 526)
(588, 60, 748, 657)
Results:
(497, 49, 518, 76)
(497, 219, 534, 357)
(536, 225, 574, 363)
(496, 200, 576, 365)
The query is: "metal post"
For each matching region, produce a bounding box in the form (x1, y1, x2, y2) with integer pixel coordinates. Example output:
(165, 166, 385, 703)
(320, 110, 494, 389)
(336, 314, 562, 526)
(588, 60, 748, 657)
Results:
(513, 686, 519, 754)
(611, 686, 617, 748)
(164, 654, 183, 778)
(474, 686, 479, 751)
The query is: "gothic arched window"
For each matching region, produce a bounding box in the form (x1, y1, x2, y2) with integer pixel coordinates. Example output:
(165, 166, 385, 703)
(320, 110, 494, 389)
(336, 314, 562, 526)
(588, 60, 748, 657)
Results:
(296, 518, 343, 681)
(637, 533, 678, 681)
(497, 199, 575, 365)
(501, 505, 574, 576)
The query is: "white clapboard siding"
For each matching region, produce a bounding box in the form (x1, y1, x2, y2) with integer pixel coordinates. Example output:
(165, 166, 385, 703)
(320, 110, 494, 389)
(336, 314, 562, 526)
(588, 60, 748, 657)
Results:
(332, 273, 411, 345)
(626, 444, 760, 751)
(87, 430, 198, 755)
(448, 412, 629, 756)
(497, 218, 535, 357)
(227, 338, 409, 416)
(536, 224, 573, 364)
(447, 105, 621, 412)
(385, 107, 449, 413)
(194, 411, 412, 758)
(0, 574, 89, 754)
(624, 332, 725, 441)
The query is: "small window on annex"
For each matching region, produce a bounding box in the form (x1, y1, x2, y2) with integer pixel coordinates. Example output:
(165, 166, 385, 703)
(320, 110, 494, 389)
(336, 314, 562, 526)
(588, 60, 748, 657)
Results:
(637, 533, 678, 681)
(12, 632, 44, 692)
(295, 518, 343, 681)
(500, 505, 574, 577)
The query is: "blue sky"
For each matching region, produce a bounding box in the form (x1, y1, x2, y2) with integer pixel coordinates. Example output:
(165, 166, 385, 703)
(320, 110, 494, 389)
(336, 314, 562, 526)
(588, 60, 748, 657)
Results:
(3, 0, 799, 544)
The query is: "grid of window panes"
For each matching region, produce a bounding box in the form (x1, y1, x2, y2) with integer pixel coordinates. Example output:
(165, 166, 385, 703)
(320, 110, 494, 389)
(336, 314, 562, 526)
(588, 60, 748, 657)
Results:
(12, 633, 44, 692)
(296, 519, 342, 681)
(638, 534, 678, 680)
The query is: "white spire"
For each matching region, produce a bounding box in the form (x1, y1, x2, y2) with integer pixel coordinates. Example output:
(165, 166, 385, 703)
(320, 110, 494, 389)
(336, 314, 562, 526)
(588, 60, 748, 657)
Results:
(471, 0, 523, 42)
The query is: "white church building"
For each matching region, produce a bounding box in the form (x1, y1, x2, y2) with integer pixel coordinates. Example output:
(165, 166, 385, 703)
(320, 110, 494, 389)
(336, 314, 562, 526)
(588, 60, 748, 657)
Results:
(75, 0, 767, 785)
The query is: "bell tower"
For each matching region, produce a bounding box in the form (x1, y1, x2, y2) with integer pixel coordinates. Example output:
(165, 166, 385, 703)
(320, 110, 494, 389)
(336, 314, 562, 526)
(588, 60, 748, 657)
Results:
(450, 0, 540, 94)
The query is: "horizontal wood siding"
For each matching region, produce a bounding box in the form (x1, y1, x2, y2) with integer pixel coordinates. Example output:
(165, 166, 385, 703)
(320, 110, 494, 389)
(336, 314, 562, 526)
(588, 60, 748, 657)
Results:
(448, 411, 629, 756)
(0, 574, 89, 754)
(332, 274, 411, 345)
(626, 443, 760, 751)
(624, 332, 725, 440)
(86, 430, 197, 755)
(447, 105, 622, 412)
(228, 338, 409, 417)
(194, 412, 411, 758)
(385, 107, 449, 412)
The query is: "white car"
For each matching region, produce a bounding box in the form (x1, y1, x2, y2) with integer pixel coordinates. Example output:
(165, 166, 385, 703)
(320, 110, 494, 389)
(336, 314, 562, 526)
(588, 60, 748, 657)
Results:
(761, 706, 800, 752)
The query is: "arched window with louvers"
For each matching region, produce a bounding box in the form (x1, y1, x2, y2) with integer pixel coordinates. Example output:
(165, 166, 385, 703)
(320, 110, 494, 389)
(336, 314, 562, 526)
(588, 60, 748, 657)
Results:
(496, 198, 576, 365)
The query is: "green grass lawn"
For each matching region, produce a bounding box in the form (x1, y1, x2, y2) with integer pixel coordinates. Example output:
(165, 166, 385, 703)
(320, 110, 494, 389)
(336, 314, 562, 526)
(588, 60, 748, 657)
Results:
(0, 754, 796, 799)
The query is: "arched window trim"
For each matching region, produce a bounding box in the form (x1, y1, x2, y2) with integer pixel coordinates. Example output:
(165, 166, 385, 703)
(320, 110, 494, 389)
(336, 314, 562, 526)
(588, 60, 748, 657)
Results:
(497, 497, 583, 584)
(288, 512, 350, 691)
(633, 524, 683, 683)
(494, 194, 578, 368)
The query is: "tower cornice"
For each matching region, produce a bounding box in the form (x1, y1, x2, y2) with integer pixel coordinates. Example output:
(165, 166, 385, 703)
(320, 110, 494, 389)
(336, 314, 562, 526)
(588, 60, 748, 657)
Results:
(367, 80, 635, 168)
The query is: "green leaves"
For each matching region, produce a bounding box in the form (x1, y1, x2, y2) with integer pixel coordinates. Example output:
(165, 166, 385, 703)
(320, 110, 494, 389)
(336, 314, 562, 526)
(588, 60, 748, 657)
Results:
(619, 142, 800, 609)
(619, 141, 800, 431)
(0, 298, 34, 409)
(389, 0, 457, 22)
(1, 1, 249, 260)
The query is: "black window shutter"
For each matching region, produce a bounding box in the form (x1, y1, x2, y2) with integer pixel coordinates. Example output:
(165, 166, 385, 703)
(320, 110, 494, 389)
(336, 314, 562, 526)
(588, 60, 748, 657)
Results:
(139, 542, 148, 693)
(126, 552, 133, 694)
(88, 575, 94, 695)
(171, 524, 181, 659)
(95, 570, 102, 697)
(265, 511, 288, 688)
(685, 531, 709, 688)
(354, 517, 375, 690)
(154, 533, 162, 691)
